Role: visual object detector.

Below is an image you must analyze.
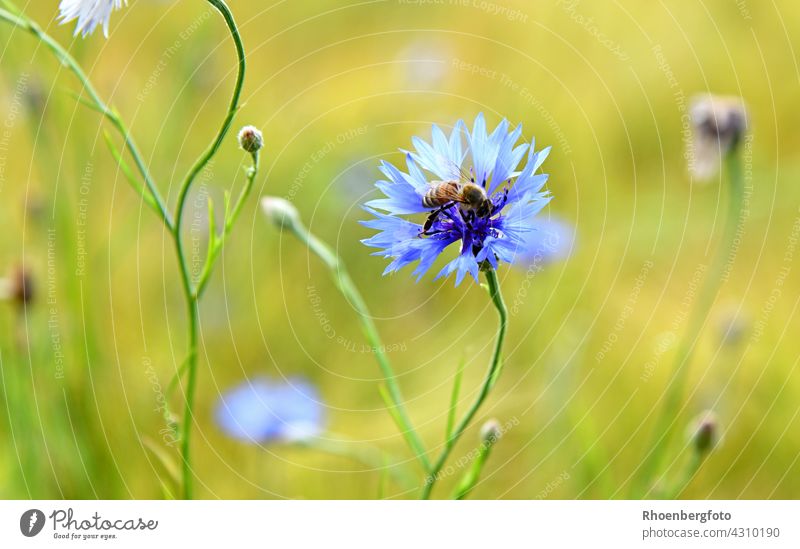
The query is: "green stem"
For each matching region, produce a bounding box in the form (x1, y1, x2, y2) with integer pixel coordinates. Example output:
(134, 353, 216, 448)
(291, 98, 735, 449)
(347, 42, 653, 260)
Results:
(179, 297, 200, 500)
(421, 269, 508, 499)
(452, 440, 494, 500)
(195, 152, 259, 299)
(633, 150, 744, 497)
(289, 223, 431, 472)
(0, 6, 172, 229)
(662, 451, 704, 499)
(174, 0, 246, 292)
(174, 0, 246, 500)
(1, 0, 251, 500)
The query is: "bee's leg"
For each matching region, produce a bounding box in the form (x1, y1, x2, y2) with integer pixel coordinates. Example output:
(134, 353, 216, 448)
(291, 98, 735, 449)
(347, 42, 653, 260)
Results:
(420, 203, 453, 236)
(422, 211, 437, 234)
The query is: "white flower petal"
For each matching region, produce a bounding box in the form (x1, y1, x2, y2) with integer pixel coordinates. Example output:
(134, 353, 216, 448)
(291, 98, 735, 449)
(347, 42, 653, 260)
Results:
(59, 0, 128, 38)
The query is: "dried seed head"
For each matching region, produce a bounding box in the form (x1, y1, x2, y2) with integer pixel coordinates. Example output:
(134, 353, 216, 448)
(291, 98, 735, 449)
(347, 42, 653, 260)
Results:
(261, 197, 300, 230)
(689, 95, 748, 180)
(237, 125, 263, 154)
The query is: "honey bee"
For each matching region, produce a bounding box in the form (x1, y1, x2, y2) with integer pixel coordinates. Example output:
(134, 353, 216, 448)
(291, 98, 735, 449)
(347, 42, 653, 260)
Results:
(420, 165, 494, 235)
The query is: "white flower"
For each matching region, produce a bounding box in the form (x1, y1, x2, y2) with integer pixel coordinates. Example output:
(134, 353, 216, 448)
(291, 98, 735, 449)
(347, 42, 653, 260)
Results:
(58, 0, 128, 38)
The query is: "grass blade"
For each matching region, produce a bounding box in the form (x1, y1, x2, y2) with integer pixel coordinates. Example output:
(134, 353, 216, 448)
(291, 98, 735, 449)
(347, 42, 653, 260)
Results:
(142, 436, 180, 498)
(378, 384, 429, 473)
(445, 358, 466, 442)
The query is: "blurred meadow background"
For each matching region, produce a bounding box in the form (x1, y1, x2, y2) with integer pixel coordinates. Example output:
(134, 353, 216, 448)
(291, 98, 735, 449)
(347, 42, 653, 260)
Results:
(1, 0, 799, 499)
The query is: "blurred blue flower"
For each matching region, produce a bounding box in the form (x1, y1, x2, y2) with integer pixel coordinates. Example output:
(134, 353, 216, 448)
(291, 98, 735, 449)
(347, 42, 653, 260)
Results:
(215, 378, 324, 443)
(511, 217, 574, 268)
(361, 114, 552, 285)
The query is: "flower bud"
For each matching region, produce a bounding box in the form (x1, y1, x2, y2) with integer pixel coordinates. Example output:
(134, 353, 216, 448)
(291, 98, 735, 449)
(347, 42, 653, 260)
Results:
(689, 95, 748, 180)
(261, 197, 300, 230)
(480, 418, 502, 447)
(237, 125, 263, 154)
(689, 411, 719, 455)
(0, 266, 34, 306)
(716, 303, 749, 347)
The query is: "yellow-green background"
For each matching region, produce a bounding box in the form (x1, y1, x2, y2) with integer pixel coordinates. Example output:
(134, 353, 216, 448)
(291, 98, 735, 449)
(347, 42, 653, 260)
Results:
(0, 0, 798, 499)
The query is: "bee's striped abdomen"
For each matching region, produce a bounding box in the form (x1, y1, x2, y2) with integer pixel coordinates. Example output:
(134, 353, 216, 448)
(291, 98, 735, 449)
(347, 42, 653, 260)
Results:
(422, 180, 460, 208)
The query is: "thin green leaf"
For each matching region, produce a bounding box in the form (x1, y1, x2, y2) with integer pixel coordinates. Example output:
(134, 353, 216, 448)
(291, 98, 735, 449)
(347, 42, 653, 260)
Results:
(157, 478, 176, 500)
(166, 356, 190, 400)
(445, 358, 466, 442)
(65, 88, 106, 116)
(102, 132, 159, 213)
(142, 436, 180, 493)
(452, 444, 491, 500)
(379, 384, 429, 473)
(223, 189, 233, 230)
(0, 2, 21, 17)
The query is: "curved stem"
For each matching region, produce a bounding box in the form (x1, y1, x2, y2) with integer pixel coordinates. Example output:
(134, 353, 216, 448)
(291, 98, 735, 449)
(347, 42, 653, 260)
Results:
(2, 0, 251, 500)
(175, 0, 246, 499)
(452, 439, 494, 500)
(0, 6, 172, 228)
(289, 223, 431, 472)
(633, 150, 744, 497)
(421, 269, 508, 499)
(173, 0, 245, 292)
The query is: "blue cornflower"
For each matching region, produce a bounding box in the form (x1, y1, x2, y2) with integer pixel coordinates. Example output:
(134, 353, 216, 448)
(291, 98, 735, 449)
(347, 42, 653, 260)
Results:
(361, 114, 552, 285)
(511, 217, 574, 268)
(215, 378, 324, 443)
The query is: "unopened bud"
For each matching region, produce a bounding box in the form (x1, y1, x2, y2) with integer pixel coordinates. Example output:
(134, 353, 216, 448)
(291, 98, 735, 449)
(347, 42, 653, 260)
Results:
(480, 419, 502, 447)
(261, 197, 300, 230)
(689, 411, 719, 455)
(0, 266, 34, 306)
(689, 95, 748, 180)
(237, 125, 263, 154)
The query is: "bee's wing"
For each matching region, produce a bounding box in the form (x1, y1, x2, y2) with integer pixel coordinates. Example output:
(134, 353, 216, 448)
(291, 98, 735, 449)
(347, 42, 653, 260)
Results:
(426, 180, 466, 203)
(457, 164, 475, 184)
(442, 160, 473, 184)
